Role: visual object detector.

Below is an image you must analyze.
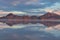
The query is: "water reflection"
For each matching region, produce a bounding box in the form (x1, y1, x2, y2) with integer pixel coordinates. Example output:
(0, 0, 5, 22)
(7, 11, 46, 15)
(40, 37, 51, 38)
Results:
(0, 21, 60, 40)
(0, 28, 56, 40)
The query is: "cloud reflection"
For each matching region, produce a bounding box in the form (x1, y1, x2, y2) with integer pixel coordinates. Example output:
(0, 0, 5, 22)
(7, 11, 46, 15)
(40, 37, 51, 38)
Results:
(0, 21, 60, 40)
(0, 28, 56, 40)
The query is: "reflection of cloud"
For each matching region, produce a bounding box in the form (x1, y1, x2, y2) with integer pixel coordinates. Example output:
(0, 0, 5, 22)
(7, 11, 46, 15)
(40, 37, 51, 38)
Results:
(54, 24, 60, 30)
(45, 24, 60, 31)
(45, 27, 53, 31)
(0, 22, 26, 29)
(0, 28, 56, 40)
(44, 24, 60, 36)
(12, 34, 19, 39)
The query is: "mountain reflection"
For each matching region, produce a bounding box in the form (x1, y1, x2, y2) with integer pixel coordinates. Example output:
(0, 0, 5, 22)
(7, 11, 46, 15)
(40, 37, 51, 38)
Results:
(0, 20, 60, 27)
(0, 20, 60, 40)
(40, 21, 60, 27)
(0, 21, 60, 40)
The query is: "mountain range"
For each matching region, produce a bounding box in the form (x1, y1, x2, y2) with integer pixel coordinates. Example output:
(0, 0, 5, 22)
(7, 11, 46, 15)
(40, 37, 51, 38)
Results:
(39, 12, 60, 20)
(0, 12, 60, 20)
(0, 12, 60, 26)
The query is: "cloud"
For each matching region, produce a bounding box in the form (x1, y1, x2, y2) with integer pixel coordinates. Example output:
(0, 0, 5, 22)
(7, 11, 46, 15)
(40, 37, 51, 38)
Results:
(0, 0, 58, 10)
(10, 0, 39, 6)
(11, 1, 20, 6)
(0, 10, 27, 14)
(24, 2, 60, 15)
(0, 0, 60, 15)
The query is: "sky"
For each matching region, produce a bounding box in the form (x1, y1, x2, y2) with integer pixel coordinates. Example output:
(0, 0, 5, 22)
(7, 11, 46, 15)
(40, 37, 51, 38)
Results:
(0, 0, 60, 15)
(0, 0, 60, 40)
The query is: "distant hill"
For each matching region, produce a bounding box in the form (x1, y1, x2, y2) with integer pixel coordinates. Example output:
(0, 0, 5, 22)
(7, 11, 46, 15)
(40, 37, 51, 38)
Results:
(0, 12, 60, 26)
(0, 13, 38, 26)
(40, 12, 60, 20)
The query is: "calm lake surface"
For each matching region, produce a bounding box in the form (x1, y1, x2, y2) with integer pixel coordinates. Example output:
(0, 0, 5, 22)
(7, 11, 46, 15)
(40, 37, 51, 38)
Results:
(0, 22, 60, 40)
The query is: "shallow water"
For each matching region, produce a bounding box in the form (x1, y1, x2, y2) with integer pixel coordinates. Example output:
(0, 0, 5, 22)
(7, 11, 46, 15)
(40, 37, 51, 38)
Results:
(0, 22, 60, 40)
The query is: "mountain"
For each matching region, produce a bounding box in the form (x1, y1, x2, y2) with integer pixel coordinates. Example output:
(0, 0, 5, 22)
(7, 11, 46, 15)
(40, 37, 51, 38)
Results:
(1, 12, 60, 20)
(0, 12, 60, 26)
(6, 13, 21, 19)
(40, 12, 60, 20)
(0, 13, 38, 26)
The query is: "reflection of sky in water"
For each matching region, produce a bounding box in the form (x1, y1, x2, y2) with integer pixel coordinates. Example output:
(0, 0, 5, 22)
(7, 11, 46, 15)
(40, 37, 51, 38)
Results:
(0, 22, 60, 40)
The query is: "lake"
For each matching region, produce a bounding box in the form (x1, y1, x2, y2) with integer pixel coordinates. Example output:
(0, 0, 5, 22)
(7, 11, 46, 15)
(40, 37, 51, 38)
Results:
(0, 22, 60, 40)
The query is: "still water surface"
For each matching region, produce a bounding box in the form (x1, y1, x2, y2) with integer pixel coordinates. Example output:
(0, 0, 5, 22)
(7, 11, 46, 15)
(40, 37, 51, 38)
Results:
(0, 22, 60, 40)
